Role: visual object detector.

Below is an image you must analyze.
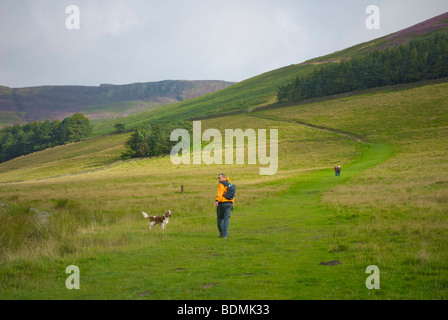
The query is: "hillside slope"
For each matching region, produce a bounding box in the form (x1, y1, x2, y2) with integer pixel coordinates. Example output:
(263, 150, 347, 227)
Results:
(90, 12, 448, 136)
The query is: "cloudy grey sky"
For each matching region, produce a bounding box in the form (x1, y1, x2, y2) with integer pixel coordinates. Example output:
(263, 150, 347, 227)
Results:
(1, 0, 448, 88)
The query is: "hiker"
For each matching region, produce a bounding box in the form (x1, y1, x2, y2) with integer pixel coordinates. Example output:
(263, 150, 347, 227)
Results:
(334, 164, 341, 176)
(214, 173, 235, 239)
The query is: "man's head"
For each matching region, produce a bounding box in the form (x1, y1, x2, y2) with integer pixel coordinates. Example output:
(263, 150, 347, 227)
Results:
(218, 173, 226, 182)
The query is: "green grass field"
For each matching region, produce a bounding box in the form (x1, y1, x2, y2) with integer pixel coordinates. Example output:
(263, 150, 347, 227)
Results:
(0, 81, 447, 299)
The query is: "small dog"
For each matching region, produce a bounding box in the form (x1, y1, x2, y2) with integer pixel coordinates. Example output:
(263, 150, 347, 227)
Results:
(142, 210, 172, 230)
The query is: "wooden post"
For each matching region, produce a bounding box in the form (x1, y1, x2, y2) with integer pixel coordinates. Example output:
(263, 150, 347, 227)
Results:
(181, 185, 184, 194)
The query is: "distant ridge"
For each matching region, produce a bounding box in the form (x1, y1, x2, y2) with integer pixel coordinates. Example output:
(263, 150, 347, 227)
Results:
(0, 80, 235, 127)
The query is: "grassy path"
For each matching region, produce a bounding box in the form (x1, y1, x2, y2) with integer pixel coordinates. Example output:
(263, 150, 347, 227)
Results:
(88, 144, 391, 299)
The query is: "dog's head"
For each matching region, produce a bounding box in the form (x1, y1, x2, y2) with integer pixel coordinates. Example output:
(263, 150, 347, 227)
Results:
(164, 210, 172, 218)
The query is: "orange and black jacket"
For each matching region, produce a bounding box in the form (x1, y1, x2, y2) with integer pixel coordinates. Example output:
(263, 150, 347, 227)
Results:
(216, 177, 235, 204)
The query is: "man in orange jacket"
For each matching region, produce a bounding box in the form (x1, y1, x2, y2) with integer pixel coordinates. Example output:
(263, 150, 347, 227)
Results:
(214, 173, 234, 239)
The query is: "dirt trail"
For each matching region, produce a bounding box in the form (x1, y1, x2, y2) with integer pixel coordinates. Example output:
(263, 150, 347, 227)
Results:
(250, 114, 367, 143)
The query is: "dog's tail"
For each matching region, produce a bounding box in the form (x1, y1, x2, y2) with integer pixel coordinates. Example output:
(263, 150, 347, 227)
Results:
(142, 212, 149, 219)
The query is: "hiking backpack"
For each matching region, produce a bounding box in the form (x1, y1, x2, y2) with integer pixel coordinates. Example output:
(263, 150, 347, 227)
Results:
(220, 181, 236, 200)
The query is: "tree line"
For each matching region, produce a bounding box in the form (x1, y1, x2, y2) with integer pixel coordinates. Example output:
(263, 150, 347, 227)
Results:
(0, 113, 91, 163)
(277, 32, 448, 103)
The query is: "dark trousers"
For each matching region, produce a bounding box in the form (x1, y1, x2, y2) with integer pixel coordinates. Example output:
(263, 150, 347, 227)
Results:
(217, 202, 232, 238)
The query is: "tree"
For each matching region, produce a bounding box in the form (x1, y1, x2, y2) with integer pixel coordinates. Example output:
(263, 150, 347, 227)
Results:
(114, 123, 126, 133)
(67, 113, 91, 142)
(404, 45, 421, 83)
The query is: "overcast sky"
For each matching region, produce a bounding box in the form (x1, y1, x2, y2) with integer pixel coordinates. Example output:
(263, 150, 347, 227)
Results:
(1, 0, 448, 88)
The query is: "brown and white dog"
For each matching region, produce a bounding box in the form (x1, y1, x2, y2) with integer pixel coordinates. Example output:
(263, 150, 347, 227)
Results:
(142, 210, 172, 230)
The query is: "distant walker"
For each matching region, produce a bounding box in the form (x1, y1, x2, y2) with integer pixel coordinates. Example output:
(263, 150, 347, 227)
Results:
(334, 164, 341, 176)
